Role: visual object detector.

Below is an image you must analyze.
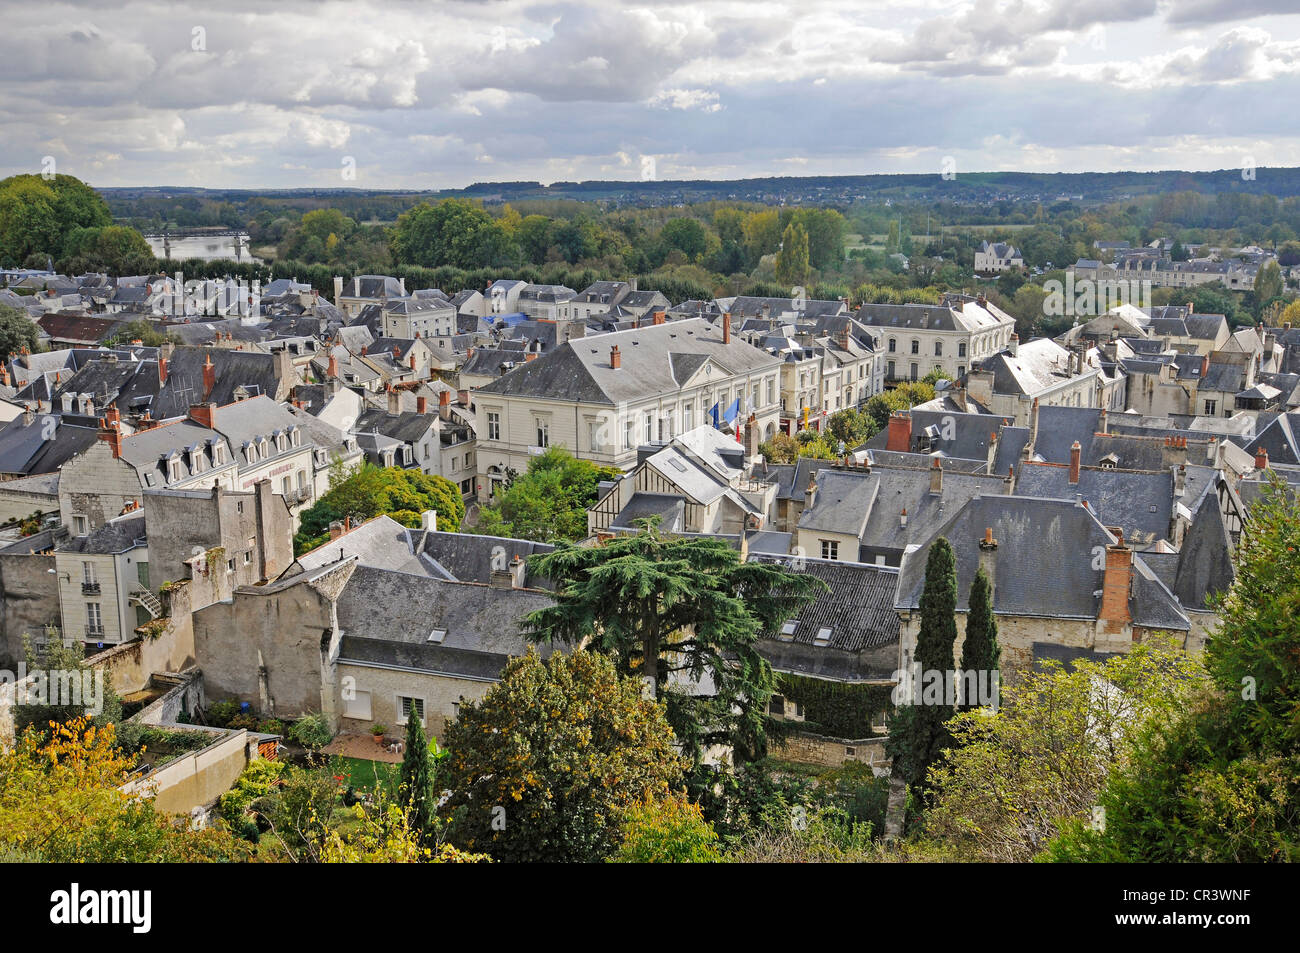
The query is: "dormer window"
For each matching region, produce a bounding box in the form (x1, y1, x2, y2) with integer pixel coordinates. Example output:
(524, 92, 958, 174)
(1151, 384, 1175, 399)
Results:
(168, 460, 182, 483)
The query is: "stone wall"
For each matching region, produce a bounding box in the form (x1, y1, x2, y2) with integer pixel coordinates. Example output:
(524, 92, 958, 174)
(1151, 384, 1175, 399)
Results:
(334, 660, 495, 742)
(192, 562, 354, 718)
(121, 726, 252, 815)
(773, 731, 890, 771)
(0, 550, 59, 668)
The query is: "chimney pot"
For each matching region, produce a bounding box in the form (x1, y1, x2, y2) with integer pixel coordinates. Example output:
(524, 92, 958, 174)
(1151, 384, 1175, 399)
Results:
(610, 344, 621, 369)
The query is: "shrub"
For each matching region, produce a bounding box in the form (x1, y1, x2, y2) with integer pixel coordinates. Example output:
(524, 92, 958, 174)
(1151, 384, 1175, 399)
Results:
(206, 700, 239, 727)
(289, 712, 334, 750)
(218, 759, 285, 823)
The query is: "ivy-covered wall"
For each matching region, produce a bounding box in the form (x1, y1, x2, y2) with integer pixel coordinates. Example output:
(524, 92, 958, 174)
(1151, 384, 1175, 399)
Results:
(777, 674, 895, 738)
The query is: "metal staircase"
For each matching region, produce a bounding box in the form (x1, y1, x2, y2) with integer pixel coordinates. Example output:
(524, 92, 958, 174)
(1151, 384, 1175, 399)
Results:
(130, 589, 163, 619)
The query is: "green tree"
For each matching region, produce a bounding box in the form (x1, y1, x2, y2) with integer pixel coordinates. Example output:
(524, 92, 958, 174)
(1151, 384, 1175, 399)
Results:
(775, 222, 811, 287)
(399, 702, 440, 848)
(472, 446, 619, 542)
(958, 566, 999, 711)
(1046, 478, 1300, 862)
(60, 225, 155, 274)
(926, 635, 1208, 862)
(0, 304, 39, 357)
(294, 464, 464, 555)
(525, 522, 827, 766)
(887, 537, 958, 797)
(389, 199, 496, 269)
(742, 210, 783, 265)
(1253, 260, 1284, 313)
(826, 408, 878, 448)
(790, 208, 847, 271)
(659, 217, 709, 262)
(0, 173, 111, 266)
(441, 649, 683, 863)
(0, 718, 248, 862)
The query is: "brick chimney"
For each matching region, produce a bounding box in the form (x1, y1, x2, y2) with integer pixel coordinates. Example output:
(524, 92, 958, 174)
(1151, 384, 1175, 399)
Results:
(329, 520, 345, 541)
(838, 327, 851, 351)
(1099, 532, 1133, 633)
(99, 406, 123, 458)
(978, 526, 998, 594)
(744, 413, 759, 457)
(490, 566, 515, 589)
(524, 352, 537, 362)
(327, 352, 339, 379)
(1254, 446, 1269, 471)
(886, 412, 912, 452)
(929, 457, 943, 495)
(158, 354, 168, 385)
(1068, 440, 1081, 485)
(416, 395, 427, 415)
(722, 312, 732, 344)
(189, 402, 216, 429)
(387, 386, 401, 415)
(610, 344, 621, 369)
(409, 354, 416, 370)
(202, 353, 216, 399)
(652, 310, 665, 325)
(439, 389, 451, 420)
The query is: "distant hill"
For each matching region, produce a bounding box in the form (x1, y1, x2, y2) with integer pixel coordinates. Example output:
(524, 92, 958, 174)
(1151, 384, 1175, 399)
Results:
(99, 168, 1300, 210)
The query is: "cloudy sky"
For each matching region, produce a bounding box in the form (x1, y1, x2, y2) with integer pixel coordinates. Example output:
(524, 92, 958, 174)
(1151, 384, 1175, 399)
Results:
(3, 0, 1300, 189)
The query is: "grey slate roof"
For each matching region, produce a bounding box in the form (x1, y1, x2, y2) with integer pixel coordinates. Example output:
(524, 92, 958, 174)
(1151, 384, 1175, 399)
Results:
(296, 515, 433, 577)
(335, 565, 554, 679)
(475, 318, 780, 406)
(60, 513, 147, 555)
(415, 530, 554, 588)
(895, 495, 1188, 631)
(1014, 463, 1173, 549)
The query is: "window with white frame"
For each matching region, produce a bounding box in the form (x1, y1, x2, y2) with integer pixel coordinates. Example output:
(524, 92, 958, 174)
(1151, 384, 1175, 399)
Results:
(821, 539, 839, 560)
(534, 417, 550, 448)
(396, 695, 425, 724)
(486, 411, 501, 441)
(86, 602, 102, 634)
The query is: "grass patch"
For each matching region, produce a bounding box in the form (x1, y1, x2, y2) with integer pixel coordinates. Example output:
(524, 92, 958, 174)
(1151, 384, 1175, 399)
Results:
(334, 756, 398, 795)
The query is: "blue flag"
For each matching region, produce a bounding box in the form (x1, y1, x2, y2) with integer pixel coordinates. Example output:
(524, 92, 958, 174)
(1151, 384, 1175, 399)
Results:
(722, 398, 740, 425)
(709, 402, 720, 427)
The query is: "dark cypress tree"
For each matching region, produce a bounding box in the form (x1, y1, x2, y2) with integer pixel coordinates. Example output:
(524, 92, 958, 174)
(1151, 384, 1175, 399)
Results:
(399, 703, 437, 846)
(915, 536, 959, 704)
(887, 536, 959, 796)
(960, 566, 1000, 711)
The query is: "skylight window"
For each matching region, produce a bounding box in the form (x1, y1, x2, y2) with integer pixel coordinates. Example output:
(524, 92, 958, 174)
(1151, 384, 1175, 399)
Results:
(428, 628, 447, 644)
(814, 627, 833, 646)
(779, 620, 798, 641)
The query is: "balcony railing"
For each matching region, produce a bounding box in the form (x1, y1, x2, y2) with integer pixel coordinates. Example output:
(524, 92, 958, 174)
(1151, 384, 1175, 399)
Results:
(81, 582, 100, 594)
